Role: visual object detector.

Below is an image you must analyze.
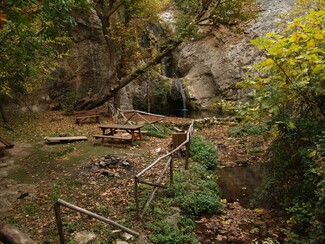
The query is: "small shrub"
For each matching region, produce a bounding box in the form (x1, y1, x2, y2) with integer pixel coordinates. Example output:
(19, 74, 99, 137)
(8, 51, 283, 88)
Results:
(227, 123, 267, 137)
(190, 135, 217, 169)
(148, 220, 198, 244)
(143, 123, 172, 138)
(166, 163, 221, 217)
(178, 191, 220, 216)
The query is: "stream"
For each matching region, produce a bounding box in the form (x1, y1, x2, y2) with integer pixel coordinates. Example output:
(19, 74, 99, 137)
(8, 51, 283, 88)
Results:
(217, 164, 268, 208)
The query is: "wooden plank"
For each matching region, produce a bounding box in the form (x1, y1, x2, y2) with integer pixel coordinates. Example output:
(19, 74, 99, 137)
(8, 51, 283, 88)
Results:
(172, 132, 187, 149)
(93, 135, 131, 141)
(45, 136, 88, 143)
(99, 124, 143, 130)
(115, 129, 148, 134)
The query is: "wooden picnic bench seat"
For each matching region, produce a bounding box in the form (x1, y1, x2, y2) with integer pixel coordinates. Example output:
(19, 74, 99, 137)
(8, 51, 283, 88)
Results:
(93, 134, 132, 143)
(74, 110, 101, 125)
(114, 129, 148, 135)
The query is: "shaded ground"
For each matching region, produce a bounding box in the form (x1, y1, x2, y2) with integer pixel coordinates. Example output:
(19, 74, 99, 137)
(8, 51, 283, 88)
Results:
(0, 111, 287, 243)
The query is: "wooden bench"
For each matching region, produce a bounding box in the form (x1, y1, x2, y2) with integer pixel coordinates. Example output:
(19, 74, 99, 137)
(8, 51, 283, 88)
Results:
(44, 136, 88, 143)
(115, 129, 148, 135)
(74, 110, 101, 125)
(93, 134, 132, 143)
(0, 137, 14, 156)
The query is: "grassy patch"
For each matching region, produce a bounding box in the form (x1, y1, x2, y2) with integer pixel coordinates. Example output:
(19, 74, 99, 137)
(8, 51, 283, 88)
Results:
(165, 163, 221, 217)
(148, 218, 198, 244)
(227, 123, 267, 137)
(143, 123, 172, 138)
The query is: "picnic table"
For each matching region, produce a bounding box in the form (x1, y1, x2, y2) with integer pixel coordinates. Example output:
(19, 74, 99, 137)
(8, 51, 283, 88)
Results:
(74, 110, 101, 125)
(93, 124, 144, 143)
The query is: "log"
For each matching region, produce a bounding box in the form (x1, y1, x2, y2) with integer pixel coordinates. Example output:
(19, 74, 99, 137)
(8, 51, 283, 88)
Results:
(44, 136, 88, 143)
(0, 222, 36, 244)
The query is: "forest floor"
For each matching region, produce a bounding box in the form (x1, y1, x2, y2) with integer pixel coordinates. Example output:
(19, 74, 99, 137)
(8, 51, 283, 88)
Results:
(0, 110, 287, 243)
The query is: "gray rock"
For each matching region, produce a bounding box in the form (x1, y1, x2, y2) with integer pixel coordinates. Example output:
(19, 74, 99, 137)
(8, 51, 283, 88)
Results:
(101, 170, 115, 177)
(116, 240, 128, 244)
(74, 231, 97, 244)
(122, 232, 134, 241)
(165, 212, 181, 229)
(99, 161, 107, 167)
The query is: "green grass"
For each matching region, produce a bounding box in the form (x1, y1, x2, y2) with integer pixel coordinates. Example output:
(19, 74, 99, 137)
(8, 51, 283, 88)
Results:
(227, 123, 267, 137)
(143, 123, 172, 138)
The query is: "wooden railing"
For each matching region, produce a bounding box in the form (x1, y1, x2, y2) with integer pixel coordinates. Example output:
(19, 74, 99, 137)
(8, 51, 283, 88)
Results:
(54, 199, 139, 243)
(134, 121, 194, 219)
(117, 109, 165, 131)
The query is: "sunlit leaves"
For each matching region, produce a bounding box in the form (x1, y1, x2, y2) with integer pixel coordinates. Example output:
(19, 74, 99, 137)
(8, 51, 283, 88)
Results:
(238, 5, 325, 131)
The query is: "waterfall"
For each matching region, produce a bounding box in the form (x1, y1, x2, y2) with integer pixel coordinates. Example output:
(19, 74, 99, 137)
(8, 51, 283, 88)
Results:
(175, 79, 187, 111)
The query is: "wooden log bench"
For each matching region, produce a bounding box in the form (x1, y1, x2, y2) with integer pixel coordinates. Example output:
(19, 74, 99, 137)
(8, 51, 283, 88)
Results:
(74, 110, 101, 125)
(44, 136, 88, 144)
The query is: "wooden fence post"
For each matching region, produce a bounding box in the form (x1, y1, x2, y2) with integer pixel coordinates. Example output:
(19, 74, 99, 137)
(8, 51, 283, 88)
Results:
(170, 156, 173, 185)
(185, 140, 190, 170)
(54, 202, 65, 244)
(134, 177, 140, 219)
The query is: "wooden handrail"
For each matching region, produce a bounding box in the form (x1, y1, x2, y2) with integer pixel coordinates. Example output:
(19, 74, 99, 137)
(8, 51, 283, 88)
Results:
(136, 121, 194, 178)
(54, 199, 139, 243)
(134, 121, 194, 218)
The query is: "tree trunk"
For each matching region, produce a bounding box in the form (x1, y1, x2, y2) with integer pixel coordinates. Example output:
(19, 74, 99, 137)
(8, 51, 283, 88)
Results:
(0, 103, 8, 123)
(73, 41, 181, 111)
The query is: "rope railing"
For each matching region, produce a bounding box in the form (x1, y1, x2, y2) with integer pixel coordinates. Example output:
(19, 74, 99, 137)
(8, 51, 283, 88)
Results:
(134, 121, 194, 218)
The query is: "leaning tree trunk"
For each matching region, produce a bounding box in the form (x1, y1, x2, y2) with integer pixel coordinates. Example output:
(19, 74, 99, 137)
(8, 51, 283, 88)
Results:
(0, 102, 8, 123)
(73, 41, 181, 111)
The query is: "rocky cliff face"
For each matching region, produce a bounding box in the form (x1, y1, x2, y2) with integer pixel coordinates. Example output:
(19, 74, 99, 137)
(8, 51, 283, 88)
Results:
(41, 0, 293, 112)
(173, 0, 294, 110)
(46, 9, 134, 111)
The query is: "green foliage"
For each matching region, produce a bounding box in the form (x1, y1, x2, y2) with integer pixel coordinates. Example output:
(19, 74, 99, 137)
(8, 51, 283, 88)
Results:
(253, 121, 325, 242)
(237, 7, 325, 128)
(20, 203, 39, 216)
(227, 123, 267, 137)
(0, 0, 90, 100)
(172, 0, 257, 40)
(148, 219, 198, 244)
(133, 78, 171, 114)
(166, 163, 221, 217)
(236, 2, 325, 241)
(143, 123, 172, 138)
(190, 135, 217, 169)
